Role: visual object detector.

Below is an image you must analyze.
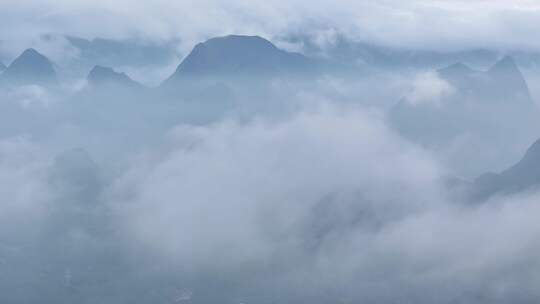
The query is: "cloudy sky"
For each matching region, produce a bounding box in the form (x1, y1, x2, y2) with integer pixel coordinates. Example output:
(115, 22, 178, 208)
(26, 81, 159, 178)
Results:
(1, 0, 540, 54)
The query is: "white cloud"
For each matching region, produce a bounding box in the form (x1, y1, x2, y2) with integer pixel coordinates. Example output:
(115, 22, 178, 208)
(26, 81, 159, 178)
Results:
(6, 85, 55, 109)
(99, 104, 540, 302)
(1, 97, 540, 301)
(0, 137, 52, 241)
(405, 71, 455, 105)
(2, 0, 540, 59)
(110, 105, 442, 268)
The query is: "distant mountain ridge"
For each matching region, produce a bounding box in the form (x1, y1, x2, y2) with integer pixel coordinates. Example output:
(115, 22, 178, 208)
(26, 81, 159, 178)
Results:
(164, 35, 314, 85)
(0, 61, 5, 72)
(390, 56, 540, 177)
(437, 62, 477, 82)
(392, 56, 536, 135)
(288, 34, 500, 69)
(435, 56, 531, 103)
(473, 138, 540, 200)
(290, 34, 540, 70)
(87, 65, 142, 89)
(1, 48, 57, 86)
(487, 56, 532, 99)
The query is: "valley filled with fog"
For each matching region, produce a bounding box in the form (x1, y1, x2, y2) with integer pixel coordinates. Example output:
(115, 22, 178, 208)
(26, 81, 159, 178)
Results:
(2, 2, 540, 303)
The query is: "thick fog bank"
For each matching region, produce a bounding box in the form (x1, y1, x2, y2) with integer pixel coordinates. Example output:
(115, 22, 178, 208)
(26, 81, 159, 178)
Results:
(1, 21, 540, 302)
(0, 101, 539, 303)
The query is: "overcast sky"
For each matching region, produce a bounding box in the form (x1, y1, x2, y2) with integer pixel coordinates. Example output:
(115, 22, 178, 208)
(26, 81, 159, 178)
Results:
(1, 0, 540, 54)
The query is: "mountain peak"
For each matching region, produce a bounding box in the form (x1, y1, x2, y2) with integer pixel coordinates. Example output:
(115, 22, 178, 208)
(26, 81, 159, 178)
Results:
(438, 62, 475, 79)
(202, 35, 278, 51)
(2, 48, 57, 86)
(165, 35, 312, 84)
(87, 65, 141, 88)
(436, 62, 479, 88)
(489, 55, 518, 73)
(439, 62, 473, 73)
(515, 138, 540, 168)
(472, 137, 540, 200)
(486, 55, 530, 99)
(20, 48, 42, 58)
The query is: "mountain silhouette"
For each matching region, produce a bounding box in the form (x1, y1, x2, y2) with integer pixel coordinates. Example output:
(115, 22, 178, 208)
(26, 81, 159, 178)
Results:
(1, 48, 57, 86)
(164, 35, 313, 85)
(392, 56, 537, 138)
(486, 56, 532, 100)
(390, 56, 540, 176)
(87, 65, 142, 89)
(0, 61, 5, 72)
(473, 138, 540, 200)
(437, 62, 476, 80)
(292, 34, 500, 69)
(433, 56, 531, 102)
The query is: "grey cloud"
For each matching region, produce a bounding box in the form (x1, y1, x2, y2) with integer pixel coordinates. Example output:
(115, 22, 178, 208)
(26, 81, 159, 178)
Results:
(2, 0, 540, 58)
(96, 105, 540, 303)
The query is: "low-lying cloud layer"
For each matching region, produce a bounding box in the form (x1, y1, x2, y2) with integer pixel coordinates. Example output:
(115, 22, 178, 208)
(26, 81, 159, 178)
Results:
(108, 106, 540, 303)
(2, 101, 540, 303)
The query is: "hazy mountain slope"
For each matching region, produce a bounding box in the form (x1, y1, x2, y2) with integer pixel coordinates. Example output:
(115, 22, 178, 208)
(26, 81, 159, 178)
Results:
(473, 138, 540, 200)
(1, 48, 57, 86)
(289, 34, 500, 69)
(393, 56, 537, 133)
(390, 56, 540, 176)
(87, 65, 143, 89)
(164, 35, 314, 84)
